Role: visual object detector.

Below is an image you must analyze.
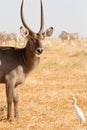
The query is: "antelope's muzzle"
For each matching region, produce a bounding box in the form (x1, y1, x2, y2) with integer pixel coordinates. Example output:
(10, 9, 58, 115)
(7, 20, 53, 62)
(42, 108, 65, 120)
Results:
(36, 48, 44, 54)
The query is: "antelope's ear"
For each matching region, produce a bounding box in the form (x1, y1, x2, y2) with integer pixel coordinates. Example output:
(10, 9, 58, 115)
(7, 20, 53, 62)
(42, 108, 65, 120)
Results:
(23, 29, 29, 38)
(20, 26, 29, 38)
(43, 27, 54, 37)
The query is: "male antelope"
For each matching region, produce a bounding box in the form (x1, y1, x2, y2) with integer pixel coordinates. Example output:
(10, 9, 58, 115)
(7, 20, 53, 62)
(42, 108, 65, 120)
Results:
(0, 0, 53, 121)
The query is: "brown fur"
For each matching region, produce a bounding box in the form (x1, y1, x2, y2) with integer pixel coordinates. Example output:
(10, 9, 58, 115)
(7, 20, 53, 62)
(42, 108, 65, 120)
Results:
(0, 40, 40, 121)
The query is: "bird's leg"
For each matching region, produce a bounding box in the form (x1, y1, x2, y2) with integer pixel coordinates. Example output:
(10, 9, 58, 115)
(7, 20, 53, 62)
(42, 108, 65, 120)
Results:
(79, 119, 83, 127)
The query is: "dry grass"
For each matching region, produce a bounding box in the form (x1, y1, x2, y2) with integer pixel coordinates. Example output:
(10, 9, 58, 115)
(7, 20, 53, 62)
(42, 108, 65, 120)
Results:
(0, 39, 87, 130)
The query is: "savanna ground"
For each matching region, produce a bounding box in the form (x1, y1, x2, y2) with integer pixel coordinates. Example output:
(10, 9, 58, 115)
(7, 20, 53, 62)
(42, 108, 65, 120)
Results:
(0, 38, 87, 130)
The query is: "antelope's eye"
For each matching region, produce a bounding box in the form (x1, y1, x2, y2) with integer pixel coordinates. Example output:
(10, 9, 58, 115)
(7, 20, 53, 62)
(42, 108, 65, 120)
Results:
(37, 33, 39, 36)
(30, 38, 34, 41)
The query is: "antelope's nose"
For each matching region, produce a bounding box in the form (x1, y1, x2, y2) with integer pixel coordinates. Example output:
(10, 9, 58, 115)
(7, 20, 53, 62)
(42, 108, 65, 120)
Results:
(37, 48, 44, 54)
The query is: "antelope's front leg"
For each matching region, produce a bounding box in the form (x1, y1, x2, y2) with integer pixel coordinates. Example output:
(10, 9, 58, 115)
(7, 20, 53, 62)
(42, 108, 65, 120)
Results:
(13, 87, 19, 118)
(6, 83, 14, 121)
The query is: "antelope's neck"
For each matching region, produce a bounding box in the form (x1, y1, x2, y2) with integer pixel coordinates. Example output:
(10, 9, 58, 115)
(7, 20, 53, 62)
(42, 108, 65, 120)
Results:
(23, 46, 40, 73)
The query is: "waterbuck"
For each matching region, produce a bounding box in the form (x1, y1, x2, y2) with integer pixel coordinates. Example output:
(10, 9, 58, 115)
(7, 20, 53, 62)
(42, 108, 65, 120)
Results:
(0, 0, 53, 121)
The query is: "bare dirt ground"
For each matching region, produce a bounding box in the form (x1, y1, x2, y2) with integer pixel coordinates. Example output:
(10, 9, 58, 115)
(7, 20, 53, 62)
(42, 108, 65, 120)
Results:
(0, 39, 87, 130)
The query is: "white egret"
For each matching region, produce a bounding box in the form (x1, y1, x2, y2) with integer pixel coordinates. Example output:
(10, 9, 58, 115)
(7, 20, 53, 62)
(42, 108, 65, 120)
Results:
(73, 97, 86, 124)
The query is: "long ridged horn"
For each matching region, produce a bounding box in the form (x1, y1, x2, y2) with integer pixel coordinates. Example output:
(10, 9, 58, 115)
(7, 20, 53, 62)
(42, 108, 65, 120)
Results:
(20, 0, 35, 35)
(39, 0, 44, 33)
